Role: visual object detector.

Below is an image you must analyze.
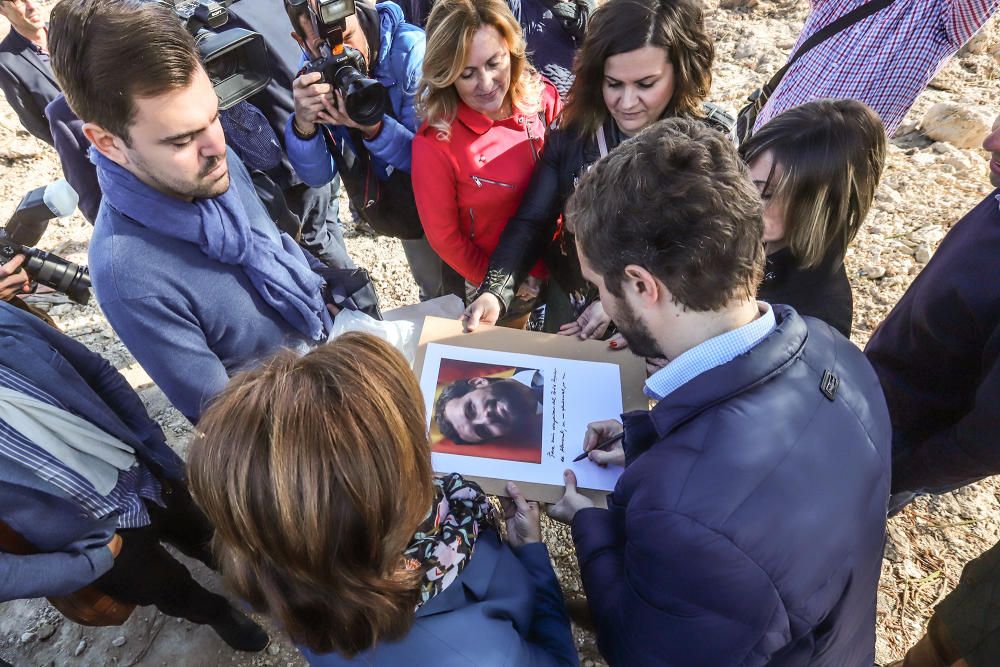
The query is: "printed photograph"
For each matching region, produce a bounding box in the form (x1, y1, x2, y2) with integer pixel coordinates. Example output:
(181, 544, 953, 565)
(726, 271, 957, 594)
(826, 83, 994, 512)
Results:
(430, 358, 544, 464)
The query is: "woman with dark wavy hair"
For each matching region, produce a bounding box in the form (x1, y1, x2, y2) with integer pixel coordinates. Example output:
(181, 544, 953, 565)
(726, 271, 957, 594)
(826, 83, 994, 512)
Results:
(187, 333, 578, 666)
(464, 0, 724, 335)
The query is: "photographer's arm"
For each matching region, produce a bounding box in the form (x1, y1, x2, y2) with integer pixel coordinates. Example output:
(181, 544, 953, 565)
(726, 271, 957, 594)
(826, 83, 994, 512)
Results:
(362, 37, 425, 173)
(0, 255, 30, 301)
(284, 73, 339, 188)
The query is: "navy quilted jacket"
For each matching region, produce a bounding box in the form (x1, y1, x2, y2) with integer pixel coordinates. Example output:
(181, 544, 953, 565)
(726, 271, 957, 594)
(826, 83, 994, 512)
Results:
(572, 306, 891, 666)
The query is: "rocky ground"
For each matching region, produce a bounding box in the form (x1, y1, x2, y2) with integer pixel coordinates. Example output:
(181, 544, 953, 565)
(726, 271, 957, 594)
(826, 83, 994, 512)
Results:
(2, 1, 1000, 665)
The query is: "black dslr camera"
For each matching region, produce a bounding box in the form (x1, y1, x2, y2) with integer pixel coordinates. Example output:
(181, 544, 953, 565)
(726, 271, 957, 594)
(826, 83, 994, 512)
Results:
(0, 181, 92, 306)
(285, 0, 388, 126)
(163, 0, 271, 109)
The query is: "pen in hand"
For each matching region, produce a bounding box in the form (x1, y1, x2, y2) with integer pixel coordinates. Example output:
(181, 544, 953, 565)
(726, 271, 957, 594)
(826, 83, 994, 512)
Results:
(572, 431, 625, 463)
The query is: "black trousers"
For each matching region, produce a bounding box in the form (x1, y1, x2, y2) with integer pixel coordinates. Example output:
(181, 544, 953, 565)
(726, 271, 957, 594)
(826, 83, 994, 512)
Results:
(285, 179, 356, 271)
(91, 481, 231, 626)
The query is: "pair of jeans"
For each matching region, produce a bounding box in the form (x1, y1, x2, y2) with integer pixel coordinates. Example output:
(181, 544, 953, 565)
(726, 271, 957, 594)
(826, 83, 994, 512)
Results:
(91, 480, 231, 626)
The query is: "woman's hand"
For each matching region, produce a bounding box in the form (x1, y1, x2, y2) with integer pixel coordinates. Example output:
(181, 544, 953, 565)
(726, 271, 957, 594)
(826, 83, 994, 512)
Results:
(503, 481, 542, 547)
(558, 300, 611, 340)
(0, 255, 30, 302)
(462, 292, 502, 331)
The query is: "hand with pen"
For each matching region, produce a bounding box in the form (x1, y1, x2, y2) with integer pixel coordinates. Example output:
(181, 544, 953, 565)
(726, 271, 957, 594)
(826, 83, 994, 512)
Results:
(548, 420, 626, 524)
(575, 420, 625, 467)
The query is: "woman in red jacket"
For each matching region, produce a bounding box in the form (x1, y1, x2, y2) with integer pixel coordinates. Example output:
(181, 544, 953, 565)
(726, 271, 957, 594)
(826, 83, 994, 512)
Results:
(413, 0, 561, 316)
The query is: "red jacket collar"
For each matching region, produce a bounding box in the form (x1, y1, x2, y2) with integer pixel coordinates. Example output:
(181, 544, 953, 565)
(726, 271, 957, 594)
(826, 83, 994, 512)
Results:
(455, 100, 526, 136)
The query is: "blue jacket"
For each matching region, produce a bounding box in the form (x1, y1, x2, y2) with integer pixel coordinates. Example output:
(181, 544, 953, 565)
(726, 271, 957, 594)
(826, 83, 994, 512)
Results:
(0, 301, 184, 601)
(866, 191, 1000, 494)
(89, 152, 323, 423)
(301, 532, 578, 667)
(572, 306, 891, 667)
(284, 2, 423, 186)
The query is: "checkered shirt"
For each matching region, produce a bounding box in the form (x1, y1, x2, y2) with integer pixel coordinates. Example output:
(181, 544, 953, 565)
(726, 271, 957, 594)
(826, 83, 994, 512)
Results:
(644, 304, 777, 402)
(754, 0, 999, 136)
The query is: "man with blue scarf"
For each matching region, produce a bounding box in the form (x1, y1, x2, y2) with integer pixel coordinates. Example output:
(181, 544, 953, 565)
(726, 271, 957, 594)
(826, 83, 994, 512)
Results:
(49, 0, 339, 423)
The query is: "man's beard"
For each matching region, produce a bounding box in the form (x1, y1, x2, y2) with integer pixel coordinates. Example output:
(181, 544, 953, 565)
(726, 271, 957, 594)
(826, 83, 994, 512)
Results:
(131, 152, 230, 200)
(612, 297, 664, 360)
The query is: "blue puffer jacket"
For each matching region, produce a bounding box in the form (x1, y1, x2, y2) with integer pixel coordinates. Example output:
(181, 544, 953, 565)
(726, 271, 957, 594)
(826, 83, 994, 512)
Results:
(572, 306, 892, 667)
(285, 2, 423, 186)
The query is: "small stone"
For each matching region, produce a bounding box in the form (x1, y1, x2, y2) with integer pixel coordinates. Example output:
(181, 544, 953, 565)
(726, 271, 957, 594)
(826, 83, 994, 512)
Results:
(36, 622, 56, 640)
(267, 644, 281, 656)
(74, 640, 87, 656)
(915, 244, 933, 264)
(20, 631, 37, 643)
(862, 264, 886, 279)
(921, 102, 994, 149)
(112, 636, 127, 648)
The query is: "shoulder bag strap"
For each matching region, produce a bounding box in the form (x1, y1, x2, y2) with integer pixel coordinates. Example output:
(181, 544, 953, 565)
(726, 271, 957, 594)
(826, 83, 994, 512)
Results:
(764, 0, 896, 93)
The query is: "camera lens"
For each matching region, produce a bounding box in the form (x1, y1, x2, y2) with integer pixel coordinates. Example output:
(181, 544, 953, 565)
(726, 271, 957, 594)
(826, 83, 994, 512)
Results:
(205, 50, 240, 84)
(23, 248, 92, 305)
(333, 65, 387, 127)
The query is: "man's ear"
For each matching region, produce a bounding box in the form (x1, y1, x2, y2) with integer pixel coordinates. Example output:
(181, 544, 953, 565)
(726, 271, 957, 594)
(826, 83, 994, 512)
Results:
(622, 264, 661, 307)
(82, 122, 130, 167)
(469, 377, 490, 388)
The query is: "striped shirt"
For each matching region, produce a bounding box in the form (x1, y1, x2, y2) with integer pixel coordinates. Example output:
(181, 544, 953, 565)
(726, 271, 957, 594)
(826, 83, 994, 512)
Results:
(0, 365, 163, 529)
(644, 304, 777, 402)
(755, 0, 999, 135)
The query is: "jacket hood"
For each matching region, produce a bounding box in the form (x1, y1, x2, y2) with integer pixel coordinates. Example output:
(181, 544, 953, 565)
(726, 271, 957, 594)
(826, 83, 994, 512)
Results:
(374, 1, 405, 68)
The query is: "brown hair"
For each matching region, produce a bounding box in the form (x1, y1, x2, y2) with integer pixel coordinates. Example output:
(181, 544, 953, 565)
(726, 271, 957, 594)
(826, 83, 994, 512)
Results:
(187, 334, 435, 656)
(48, 0, 202, 143)
(561, 0, 713, 137)
(739, 99, 886, 268)
(567, 117, 765, 311)
(417, 0, 543, 140)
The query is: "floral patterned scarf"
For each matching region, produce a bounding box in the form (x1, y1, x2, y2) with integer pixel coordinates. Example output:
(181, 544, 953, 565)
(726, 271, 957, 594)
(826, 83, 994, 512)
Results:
(403, 473, 491, 608)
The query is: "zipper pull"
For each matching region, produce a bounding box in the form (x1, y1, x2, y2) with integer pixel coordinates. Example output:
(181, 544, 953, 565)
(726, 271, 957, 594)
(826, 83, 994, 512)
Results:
(472, 176, 483, 187)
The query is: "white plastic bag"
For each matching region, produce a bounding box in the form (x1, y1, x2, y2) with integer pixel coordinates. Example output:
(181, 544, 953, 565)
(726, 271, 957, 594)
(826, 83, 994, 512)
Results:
(327, 309, 417, 364)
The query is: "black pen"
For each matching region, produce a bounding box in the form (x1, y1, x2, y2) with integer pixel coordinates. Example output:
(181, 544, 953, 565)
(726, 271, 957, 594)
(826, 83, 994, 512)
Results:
(572, 431, 625, 463)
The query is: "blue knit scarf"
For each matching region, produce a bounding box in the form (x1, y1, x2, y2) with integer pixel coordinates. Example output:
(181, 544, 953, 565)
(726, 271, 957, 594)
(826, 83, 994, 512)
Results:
(93, 149, 330, 341)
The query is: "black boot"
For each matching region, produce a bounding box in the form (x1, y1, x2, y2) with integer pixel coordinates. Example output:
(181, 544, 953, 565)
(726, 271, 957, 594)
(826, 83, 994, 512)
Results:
(210, 606, 270, 652)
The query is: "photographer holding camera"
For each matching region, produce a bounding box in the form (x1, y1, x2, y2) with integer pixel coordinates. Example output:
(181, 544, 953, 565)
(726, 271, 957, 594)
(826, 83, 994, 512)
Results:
(284, 0, 454, 301)
(0, 256, 29, 302)
(48, 0, 351, 423)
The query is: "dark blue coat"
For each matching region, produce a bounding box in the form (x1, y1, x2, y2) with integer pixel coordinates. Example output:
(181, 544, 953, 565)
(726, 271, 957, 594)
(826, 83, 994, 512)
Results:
(0, 27, 59, 145)
(0, 301, 184, 601)
(572, 306, 891, 666)
(865, 190, 1000, 494)
(301, 532, 578, 666)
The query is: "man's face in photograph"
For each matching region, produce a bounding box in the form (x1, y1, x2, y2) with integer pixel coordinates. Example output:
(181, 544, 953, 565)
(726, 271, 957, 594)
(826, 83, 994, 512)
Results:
(441, 377, 537, 444)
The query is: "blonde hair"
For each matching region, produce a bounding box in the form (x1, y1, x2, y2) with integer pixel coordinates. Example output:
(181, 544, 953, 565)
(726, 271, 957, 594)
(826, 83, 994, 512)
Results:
(417, 0, 543, 141)
(740, 99, 887, 269)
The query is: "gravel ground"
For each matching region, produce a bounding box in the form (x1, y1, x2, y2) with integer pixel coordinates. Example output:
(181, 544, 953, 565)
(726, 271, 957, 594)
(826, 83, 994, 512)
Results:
(2, 1, 1000, 665)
